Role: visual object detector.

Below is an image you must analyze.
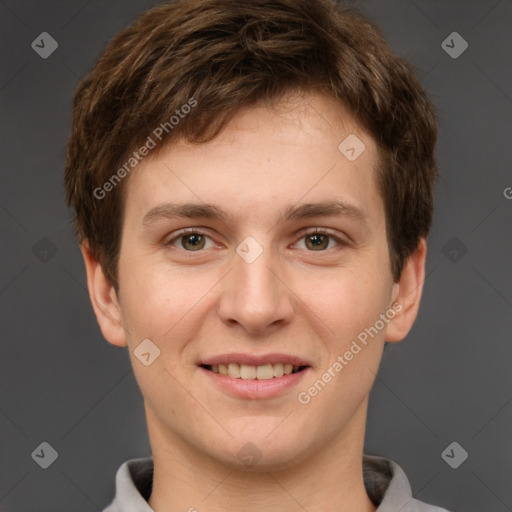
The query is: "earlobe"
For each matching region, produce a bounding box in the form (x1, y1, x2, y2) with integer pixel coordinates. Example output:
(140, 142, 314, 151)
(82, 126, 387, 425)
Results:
(385, 238, 427, 343)
(80, 242, 128, 347)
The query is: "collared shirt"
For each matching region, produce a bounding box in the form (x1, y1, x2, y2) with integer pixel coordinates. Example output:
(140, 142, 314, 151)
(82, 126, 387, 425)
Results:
(103, 454, 451, 511)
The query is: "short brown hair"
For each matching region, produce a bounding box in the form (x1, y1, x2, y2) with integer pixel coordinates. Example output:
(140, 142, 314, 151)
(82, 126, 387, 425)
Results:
(64, 0, 438, 290)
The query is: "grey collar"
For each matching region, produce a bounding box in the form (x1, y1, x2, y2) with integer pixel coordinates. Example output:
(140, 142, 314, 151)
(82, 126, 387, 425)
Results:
(103, 454, 450, 511)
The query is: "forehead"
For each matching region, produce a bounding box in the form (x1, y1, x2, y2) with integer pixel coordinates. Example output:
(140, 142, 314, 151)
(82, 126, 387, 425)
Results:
(122, 91, 383, 226)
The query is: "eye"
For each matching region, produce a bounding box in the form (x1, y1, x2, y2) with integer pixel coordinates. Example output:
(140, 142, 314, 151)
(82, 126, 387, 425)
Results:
(165, 227, 348, 253)
(166, 229, 216, 251)
(293, 228, 346, 251)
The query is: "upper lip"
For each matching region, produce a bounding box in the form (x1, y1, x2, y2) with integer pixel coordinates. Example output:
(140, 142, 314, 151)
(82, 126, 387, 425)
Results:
(199, 353, 312, 367)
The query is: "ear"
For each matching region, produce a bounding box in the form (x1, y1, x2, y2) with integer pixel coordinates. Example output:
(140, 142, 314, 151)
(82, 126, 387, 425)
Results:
(80, 241, 128, 347)
(385, 238, 427, 343)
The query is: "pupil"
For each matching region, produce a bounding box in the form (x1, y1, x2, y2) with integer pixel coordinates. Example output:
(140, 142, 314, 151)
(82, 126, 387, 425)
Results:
(308, 234, 327, 250)
(184, 234, 204, 250)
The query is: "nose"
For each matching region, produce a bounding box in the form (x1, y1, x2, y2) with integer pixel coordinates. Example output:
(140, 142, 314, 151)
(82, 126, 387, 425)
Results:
(217, 240, 294, 335)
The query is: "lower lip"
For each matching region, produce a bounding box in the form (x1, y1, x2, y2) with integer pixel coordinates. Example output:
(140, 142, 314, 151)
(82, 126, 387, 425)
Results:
(199, 366, 311, 399)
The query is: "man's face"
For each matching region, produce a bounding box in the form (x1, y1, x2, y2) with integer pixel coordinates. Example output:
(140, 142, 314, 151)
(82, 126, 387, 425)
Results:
(113, 92, 399, 469)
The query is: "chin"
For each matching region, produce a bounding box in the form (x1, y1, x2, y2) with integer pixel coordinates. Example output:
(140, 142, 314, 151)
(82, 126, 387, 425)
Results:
(219, 444, 309, 473)
(206, 427, 315, 473)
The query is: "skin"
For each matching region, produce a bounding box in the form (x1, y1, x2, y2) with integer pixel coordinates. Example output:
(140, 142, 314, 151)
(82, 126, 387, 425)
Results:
(82, 91, 427, 512)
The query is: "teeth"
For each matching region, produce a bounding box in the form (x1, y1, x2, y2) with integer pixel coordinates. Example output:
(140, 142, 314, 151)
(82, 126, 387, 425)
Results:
(228, 363, 240, 378)
(209, 362, 305, 379)
(256, 364, 274, 380)
(240, 364, 256, 379)
(273, 363, 284, 378)
(240, 364, 257, 380)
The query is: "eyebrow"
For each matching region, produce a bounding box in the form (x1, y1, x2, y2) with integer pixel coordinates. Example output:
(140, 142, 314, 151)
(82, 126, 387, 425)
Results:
(142, 199, 368, 227)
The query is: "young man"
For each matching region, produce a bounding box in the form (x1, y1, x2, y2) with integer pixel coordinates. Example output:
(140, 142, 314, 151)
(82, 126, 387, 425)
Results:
(64, 0, 449, 510)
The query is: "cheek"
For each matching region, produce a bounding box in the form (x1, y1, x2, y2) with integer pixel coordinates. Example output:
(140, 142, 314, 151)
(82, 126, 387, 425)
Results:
(117, 255, 178, 335)
(297, 263, 391, 350)
(119, 254, 222, 345)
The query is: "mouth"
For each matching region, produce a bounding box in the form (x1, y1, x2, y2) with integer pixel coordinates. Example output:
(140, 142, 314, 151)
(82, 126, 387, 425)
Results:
(200, 363, 310, 380)
(197, 353, 312, 399)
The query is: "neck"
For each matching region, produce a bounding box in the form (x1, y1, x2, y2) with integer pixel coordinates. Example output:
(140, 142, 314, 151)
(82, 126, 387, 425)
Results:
(147, 400, 376, 512)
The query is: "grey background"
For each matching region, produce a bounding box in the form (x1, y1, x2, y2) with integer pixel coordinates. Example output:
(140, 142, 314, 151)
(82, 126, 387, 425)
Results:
(0, 1, 511, 511)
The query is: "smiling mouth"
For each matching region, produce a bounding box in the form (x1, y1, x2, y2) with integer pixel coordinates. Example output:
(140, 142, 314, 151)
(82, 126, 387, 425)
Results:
(200, 363, 309, 380)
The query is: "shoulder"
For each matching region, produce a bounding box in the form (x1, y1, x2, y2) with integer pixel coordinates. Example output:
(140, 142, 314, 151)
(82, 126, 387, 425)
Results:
(363, 454, 452, 512)
(103, 457, 154, 512)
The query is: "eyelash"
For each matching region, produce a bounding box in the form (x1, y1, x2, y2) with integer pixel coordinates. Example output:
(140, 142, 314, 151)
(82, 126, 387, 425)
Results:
(165, 227, 348, 252)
